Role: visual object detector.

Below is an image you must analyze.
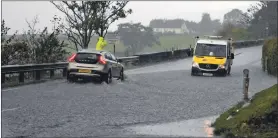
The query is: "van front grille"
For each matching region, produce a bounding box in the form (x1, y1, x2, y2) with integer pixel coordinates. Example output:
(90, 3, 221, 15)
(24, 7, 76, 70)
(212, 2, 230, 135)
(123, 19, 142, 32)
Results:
(199, 64, 218, 69)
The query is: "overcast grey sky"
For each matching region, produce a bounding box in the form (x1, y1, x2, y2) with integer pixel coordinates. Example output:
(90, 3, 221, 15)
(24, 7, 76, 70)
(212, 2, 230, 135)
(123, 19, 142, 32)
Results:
(2, 1, 258, 34)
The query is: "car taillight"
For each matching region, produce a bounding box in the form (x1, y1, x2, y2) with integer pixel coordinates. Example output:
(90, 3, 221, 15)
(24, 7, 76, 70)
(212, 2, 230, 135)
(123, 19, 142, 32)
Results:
(68, 53, 77, 62)
(98, 55, 106, 64)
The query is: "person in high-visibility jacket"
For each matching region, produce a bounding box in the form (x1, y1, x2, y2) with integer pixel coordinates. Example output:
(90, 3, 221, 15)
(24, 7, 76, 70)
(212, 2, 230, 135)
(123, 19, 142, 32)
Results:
(96, 37, 107, 51)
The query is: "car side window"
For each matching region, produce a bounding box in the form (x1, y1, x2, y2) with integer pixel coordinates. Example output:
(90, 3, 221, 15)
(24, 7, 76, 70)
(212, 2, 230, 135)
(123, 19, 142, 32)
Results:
(104, 53, 112, 60)
(109, 53, 117, 61)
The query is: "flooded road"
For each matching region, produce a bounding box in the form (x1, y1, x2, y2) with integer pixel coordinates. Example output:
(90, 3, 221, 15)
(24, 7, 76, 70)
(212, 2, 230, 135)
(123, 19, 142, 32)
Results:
(123, 116, 218, 137)
(2, 46, 276, 137)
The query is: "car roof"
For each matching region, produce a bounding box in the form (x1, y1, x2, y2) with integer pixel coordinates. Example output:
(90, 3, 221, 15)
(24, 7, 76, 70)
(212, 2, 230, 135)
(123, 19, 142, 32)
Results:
(77, 48, 108, 54)
(197, 39, 228, 45)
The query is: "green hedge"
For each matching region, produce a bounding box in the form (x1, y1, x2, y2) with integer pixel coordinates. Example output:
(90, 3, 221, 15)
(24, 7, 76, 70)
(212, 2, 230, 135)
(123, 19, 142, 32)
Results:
(262, 38, 278, 76)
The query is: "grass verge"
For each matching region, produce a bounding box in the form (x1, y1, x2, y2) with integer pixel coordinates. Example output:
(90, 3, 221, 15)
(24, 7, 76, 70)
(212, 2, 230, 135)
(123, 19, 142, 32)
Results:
(212, 84, 278, 137)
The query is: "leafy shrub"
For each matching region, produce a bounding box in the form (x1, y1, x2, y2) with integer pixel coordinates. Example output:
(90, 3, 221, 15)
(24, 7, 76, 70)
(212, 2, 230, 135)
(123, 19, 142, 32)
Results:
(262, 38, 278, 76)
(32, 28, 69, 63)
(1, 42, 31, 65)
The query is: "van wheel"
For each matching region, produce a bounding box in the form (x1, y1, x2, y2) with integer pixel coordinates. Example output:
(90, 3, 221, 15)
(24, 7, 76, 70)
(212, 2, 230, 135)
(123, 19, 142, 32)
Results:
(223, 71, 227, 76)
(227, 66, 231, 75)
(102, 70, 112, 84)
(191, 69, 195, 76)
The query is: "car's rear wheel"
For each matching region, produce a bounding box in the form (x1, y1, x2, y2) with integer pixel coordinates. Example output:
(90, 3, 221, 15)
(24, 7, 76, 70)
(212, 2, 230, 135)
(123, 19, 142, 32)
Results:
(67, 74, 77, 82)
(102, 70, 112, 84)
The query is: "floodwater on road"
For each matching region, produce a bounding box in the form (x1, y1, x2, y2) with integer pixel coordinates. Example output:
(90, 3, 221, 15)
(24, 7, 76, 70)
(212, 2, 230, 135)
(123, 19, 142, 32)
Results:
(2, 45, 276, 137)
(122, 115, 218, 137)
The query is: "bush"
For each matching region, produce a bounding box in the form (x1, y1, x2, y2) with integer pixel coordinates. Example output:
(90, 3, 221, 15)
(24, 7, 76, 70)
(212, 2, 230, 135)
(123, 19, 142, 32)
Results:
(32, 28, 69, 64)
(262, 38, 278, 76)
(1, 42, 31, 65)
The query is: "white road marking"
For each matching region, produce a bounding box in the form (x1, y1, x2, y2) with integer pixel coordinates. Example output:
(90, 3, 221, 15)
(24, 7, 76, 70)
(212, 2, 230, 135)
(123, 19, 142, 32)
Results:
(235, 52, 242, 56)
(1, 107, 19, 112)
(1, 87, 20, 92)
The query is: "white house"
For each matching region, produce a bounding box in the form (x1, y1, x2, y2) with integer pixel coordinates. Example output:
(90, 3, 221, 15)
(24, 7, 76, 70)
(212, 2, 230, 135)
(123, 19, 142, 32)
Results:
(149, 19, 189, 34)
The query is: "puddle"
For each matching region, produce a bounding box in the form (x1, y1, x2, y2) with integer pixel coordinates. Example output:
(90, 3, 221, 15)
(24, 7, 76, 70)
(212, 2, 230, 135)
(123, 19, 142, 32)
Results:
(122, 115, 218, 137)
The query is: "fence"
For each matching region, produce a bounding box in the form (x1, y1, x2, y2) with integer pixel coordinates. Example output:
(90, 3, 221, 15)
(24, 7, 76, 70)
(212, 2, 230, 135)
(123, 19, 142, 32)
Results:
(1, 39, 264, 87)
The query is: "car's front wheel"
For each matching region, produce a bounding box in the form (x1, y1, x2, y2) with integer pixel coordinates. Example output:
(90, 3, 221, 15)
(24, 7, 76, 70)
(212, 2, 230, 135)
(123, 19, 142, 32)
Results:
(119, 68, 124, 81)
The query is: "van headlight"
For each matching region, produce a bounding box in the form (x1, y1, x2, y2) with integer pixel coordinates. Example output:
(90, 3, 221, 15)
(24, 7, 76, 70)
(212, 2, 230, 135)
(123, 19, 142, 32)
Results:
(192, 62, 198, 67)
(219, 64, 225, 69)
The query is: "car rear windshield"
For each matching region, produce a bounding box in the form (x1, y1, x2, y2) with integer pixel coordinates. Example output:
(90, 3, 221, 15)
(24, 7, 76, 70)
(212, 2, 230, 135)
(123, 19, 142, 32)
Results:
(195, 43, 226, 57)
(75, 53, 99, 64)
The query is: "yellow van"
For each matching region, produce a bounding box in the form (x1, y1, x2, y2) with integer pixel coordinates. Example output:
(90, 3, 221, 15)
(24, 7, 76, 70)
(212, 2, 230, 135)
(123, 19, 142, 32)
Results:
(191, 36, 234, 76)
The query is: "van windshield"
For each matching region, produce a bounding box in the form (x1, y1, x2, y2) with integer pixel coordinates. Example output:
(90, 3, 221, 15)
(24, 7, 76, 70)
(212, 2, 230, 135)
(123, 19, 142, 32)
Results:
(194, 43, 226, 57)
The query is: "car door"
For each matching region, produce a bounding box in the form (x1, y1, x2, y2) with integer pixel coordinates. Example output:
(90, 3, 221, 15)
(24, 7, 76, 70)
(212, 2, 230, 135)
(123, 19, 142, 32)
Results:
(109, 53, 121, 77)
(105, 52, 118, 77)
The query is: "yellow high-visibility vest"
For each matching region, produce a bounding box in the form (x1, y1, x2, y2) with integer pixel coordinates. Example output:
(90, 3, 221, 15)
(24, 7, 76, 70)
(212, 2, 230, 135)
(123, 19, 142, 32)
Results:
(96, 37, 107, 51)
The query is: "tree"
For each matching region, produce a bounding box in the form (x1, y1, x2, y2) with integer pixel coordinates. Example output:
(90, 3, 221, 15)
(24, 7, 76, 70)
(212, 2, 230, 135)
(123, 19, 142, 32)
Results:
(223, 9, 245, 27)
(199, 13, 213, 34)
(216, 21, 251, 40)
(216, 22, 235, 38)
(117, 22, 160, 54)
(22, 16, 69, 64)
(51, 1, 98, 50)
(93, 1, 132, 37)
(184, 20, 199, 34)
(1, 20, 17, 44)
(1, 20, 30, 65)
(211, 19, 222, 33)
(51, 1, 132, 49)
(243, 1, 277, 38)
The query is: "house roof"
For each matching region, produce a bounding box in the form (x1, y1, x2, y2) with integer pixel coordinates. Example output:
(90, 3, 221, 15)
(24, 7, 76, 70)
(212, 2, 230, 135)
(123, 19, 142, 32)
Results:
(150, 19, 185, 28)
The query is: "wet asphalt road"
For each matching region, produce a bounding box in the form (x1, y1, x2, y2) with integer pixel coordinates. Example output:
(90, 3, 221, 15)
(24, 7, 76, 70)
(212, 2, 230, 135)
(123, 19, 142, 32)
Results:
(1, 46, 277, 137)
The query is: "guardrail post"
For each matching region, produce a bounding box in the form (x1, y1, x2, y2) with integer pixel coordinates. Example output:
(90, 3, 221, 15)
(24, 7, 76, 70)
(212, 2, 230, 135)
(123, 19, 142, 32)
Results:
(63, 68, 67, 77)
(243, 69, 250, 102)
(113, 44, 116, 55)
(189, 45, 192, 56)
(2, 73, 5, 84)
(50, 69, 55, 78)
(35, 70, 41, 80)
(171, 48, 174, 59)
(19, 72, 24, 83)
